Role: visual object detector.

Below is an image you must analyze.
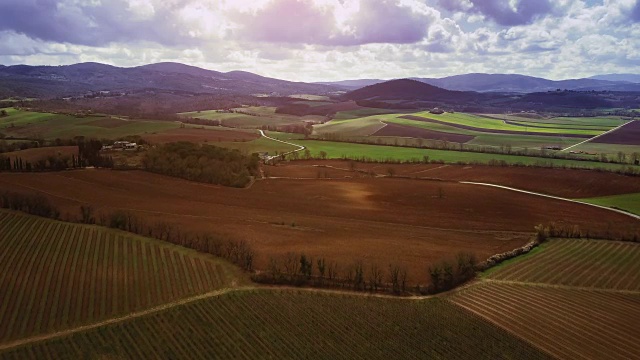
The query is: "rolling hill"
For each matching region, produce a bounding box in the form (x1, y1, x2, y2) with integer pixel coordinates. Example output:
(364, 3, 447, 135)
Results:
(0, 62, 337, 99)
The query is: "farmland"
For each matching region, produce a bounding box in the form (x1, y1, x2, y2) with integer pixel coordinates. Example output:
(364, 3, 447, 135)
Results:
(451, 282, 640, 360)
(1, 290, 550, 359)
(579, 193, 640, 215)
(451, 237, 640, 360)
(0, 146, 77, 163)
(0, 210, 244, 343)
(0, 109, 178, 140)
(180, 106, 326, 128)
(294, 139, 638, 171)
(265, 160, 640, 198)
(483, 239, 640, 290)
(141, 126, 259, 144)
(0, 170, 637, 285)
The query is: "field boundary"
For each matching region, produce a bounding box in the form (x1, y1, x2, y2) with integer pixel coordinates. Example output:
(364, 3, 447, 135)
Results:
(0, 286, 251, 352)
(460, 181, 640, 221)
(561, 120, 631, 152)
(480, 278, 640, 295)
(259, 130, 305, 161)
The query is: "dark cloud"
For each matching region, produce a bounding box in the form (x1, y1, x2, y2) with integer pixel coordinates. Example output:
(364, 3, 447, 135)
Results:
(439, 0, 553, 26)
(238, 0, 431, 46)
(0, 0, 197, 46)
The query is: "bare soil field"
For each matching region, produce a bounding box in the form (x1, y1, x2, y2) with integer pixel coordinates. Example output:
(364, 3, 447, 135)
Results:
(373, 123, 476, 143)
(593, 120, 640, 145)
(400, 115, 591, 138)
(270, 160, 640, 198)
(142, 127, 259, 144)
(2, 146, 77, 163)
(0, 170, 636, 282)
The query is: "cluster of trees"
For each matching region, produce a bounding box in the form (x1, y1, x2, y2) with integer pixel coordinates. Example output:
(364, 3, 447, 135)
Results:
(253, 251, 478, 295)
(260, 124, 312, 136)
(142, 142, 260, 188)
(0, 152, 113, 173)
(538, 222, 640, 243)
(427, 252, 477, 293)
(78, 206, 255, 271)
(0, 191, 60, 219)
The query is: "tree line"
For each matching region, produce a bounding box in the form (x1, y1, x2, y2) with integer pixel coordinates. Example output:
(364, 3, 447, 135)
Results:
(251, 251, 478, 295)
(142, 142, 260, 188)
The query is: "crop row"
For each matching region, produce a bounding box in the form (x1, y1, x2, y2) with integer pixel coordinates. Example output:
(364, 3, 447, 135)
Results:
(0, 211, 233, 343)
(2, 289, 550, 360)
(450, 282, 640, 360)
(485, 239, 640, 290)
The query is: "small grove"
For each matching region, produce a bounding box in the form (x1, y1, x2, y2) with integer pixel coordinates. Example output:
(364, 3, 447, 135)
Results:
(141, 142, 260, 188)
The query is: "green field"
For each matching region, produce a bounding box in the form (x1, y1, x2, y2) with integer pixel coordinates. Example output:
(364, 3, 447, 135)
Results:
(483, 114, 627, 127)
(296, 139, 638, 171)
(333, 108, 402, 120)
(2, 290, 549, 359)
(216, 136, 298, 155)
(570, 142, 640, 157)
(0, 109, 178, 140)
(180, 107, 325, 128)
(0, 210, 243, 343)
(579, 193, 640, 215)
(410, 112, 609, 136)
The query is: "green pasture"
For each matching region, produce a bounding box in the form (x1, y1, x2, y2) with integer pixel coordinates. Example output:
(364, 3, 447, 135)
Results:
(216, 137, 298, 155)
(0, 110, 178, 140)
(180, 107, 323, 128)
(579, 193, 640, 215)
(288, 94, 331, 101)
(569, 142, 640, 157)
(296, 140, 637, 170)
(412, 112, 606, 136)
(482, 114, 627, 127)
(333, 108, 402, 120)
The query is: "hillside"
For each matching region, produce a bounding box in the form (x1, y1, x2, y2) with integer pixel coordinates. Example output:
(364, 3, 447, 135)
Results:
(0, 63, 337, 99)
(0, 209, 244, 343)
(343, 79, 473, 102)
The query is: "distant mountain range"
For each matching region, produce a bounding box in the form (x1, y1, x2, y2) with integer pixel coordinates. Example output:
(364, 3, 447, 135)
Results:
(321, 73, 640, 93)
(341, 79, 638, 111)
(0, 62, 337, 99)
(1, 61, 639, 100)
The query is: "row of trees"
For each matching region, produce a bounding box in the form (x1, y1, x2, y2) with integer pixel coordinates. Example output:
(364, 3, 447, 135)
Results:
(0, 191, 60, 219)
(78, 205, 255, 271)
(142, 142, 260, 188)
(252, 251, 478, 295)
(0, 153, 114, 172)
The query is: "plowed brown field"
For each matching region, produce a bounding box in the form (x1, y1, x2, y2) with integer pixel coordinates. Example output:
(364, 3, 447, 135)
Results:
(269, 160, 640, 198)
(0, 170, 637, 282)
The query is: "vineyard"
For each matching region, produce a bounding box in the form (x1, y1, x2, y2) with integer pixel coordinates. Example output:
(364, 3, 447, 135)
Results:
(483, 239, 640, 290)
(451, 283, 640, 360)
(2, 290, 550, 359)
(0, 210, 244, 344)
(450, 238, 640, 360)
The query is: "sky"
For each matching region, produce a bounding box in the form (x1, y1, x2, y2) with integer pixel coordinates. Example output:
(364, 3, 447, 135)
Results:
(1, 0, 640, 82)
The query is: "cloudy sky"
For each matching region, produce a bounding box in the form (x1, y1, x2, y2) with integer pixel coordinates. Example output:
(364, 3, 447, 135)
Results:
(1, 0, 639, 81)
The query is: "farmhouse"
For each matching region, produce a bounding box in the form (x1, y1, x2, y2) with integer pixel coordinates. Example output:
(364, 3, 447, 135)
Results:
(102, 141, 138, 151)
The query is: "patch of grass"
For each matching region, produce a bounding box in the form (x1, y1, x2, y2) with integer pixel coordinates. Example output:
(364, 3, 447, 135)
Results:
(578, 193, 640, 215)
(411, 112, 607, 136)
(296, 140, 637, 170)
(0, 110, 178, 140)
(480, 243, 548, 278)
(333, 108, 401, 120)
